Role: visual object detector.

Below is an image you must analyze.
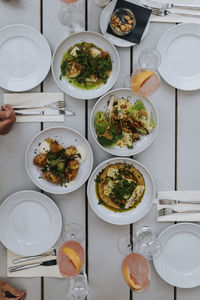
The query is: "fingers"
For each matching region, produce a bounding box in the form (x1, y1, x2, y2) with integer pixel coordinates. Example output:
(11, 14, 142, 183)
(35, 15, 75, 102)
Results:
(0, 110, 8, 121)
(1, 104, 16, 123)
(0, 119, 13, 135)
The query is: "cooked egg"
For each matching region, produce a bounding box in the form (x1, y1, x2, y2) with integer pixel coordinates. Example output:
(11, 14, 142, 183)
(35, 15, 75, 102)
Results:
(39, 141, 50, 154)
(125, 185, 145, 209)
(76, 146, 87, 163)
(107, 167, 119, 178)
(90, 47, 101, 57)
(70, 46, 80, 57)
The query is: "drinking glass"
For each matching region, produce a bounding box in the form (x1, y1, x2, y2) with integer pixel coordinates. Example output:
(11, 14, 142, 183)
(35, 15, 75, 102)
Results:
(136, 226, 161, 260)
(67, 271, 89, 300)
(118, 235, 151, 293)
(58, 0, 84, 32)
(62, 223, 85, 244)
(125, 48, 161, 97)
(57, 223, 89, 299)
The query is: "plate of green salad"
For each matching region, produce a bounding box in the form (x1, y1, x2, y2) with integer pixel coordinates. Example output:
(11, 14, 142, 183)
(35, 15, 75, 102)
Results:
(52, 31, 120, 100)
(90, 88, 158, 156)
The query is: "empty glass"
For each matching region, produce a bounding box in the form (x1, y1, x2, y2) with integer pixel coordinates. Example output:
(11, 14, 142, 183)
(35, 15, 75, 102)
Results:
(136, 226, 161, 260)
(68, 272, 89, 299)
(58, 0, 84, 32)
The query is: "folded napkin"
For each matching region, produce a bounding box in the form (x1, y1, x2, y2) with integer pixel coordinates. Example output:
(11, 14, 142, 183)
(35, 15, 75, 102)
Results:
(0, 278, 26, 300)
(139, 0, 200, 23)
(7, 249, 62, 278)
(4, 93, 65, 123)
(156, 191, 200, 222)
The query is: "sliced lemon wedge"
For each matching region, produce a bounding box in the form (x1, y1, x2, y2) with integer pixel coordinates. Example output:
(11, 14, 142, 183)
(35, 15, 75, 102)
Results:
(62, 247, 82, 273)
(123, 265, 142, 290)
(132, 70, 154, 92)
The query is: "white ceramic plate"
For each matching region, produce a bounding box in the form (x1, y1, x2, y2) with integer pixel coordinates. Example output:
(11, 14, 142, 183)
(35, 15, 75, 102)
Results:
(52, 31, 120, 99)
(25, 126, 93, 194)
(0, 190, 62, 256)
(0, 24, 51, 92)
(153, 223, 200, 288)
(100, 0, 150, 48)
(87, 157, 155, 225)
(157, 23, 200, 91)
(90, 88, 158, 156)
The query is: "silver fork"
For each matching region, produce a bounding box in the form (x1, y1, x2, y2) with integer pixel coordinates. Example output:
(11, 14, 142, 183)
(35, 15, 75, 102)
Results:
(151, 8, 200, 18)
(12, 100, 66, 111)
(158, 205, 200, 217)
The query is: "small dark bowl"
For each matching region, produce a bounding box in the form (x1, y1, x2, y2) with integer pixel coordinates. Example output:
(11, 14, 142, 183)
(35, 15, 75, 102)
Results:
(110, 8, 136, 37)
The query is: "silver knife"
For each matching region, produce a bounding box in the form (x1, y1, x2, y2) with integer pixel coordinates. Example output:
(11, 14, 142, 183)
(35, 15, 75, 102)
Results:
(139, 0, 200, 10)
(15, 110, 74, 116)
(13, 249, 56, 264)
(9, 259, 57, 272)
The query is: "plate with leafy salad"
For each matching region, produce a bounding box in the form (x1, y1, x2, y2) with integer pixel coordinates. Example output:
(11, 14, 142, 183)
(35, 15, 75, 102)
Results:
(52, 31, 120, 100)
(90, 88, 158, 156)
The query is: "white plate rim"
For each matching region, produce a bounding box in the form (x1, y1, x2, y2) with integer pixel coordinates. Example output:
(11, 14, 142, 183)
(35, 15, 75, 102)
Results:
(87, 157, 155, 225)
(156, 23, 200, 91)
(0, 190, 62, 256)
(0, 23, 52, 92)
(90, 88, 158, 156)
(51, 31, 120, 99)
(153, 222, 200, 288)
(25, 126, 94, 195)
(100, 0, 150, 48)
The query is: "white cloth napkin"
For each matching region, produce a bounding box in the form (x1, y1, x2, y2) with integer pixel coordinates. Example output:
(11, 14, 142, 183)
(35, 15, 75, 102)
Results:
(141, 0, 200, 23)
(4, 93, 65, 123)
(7, 249, 63, 278)
(156, 191, 200, 222)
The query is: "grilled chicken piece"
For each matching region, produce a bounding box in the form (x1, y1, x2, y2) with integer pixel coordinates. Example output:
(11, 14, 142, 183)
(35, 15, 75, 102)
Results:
(65, 159, 80, 182)
(33, 154, 47, 167)
(50, 141, 64, 153)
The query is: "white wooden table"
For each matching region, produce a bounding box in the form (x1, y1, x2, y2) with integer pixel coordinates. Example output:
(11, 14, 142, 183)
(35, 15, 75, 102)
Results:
(0, 0, 200, 299)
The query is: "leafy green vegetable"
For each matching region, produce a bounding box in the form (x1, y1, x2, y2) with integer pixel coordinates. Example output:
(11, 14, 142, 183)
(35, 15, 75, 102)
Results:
(132, 100, 146, 111)
(94, 111, 121, 147)
(60, 42, 112, 89)
(109, 179, 136, 201)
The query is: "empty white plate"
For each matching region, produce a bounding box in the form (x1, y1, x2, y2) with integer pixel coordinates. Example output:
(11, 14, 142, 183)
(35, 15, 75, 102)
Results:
(25, 126, 93, 194)
(157, 23, 200, 90)
(87, 157, 155, 225)
(153, 223, 200, 288)
(0, 24, 51, 92)
(52, 31, 120, 99)
(0, 190, 62, 256)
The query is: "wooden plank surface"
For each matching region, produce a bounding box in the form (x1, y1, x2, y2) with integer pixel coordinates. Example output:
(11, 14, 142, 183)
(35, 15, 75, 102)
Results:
(0, 1, 199, 299)
(42, 0, 86, 299)
(0, 0, 41, 299)
(176, 90, 200, 299)
(132, 22, 175, 300)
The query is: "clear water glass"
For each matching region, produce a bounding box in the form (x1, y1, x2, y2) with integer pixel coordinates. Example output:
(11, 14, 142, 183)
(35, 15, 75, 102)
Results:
(136, 226, 161, 260)
(62, 223, 85, 243)
(68, 272, 89, 299)
(58, 0, 84, 32)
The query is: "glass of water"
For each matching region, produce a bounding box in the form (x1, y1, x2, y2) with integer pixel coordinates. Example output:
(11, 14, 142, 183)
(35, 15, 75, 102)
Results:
(136, 226, 161, 260)
(68, 272, 89, 299)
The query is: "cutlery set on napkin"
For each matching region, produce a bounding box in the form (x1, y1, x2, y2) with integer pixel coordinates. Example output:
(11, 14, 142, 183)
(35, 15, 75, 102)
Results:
(155, 191, 200, 222)
(138, 0, 200, 22)
(7, 249, 62, 278)
(4, 92, 74, 123)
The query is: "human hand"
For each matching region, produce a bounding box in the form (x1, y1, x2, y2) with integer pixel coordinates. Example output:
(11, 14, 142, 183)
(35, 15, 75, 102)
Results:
(0, 278, 26, 300)
(0, 104, 16, 135)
